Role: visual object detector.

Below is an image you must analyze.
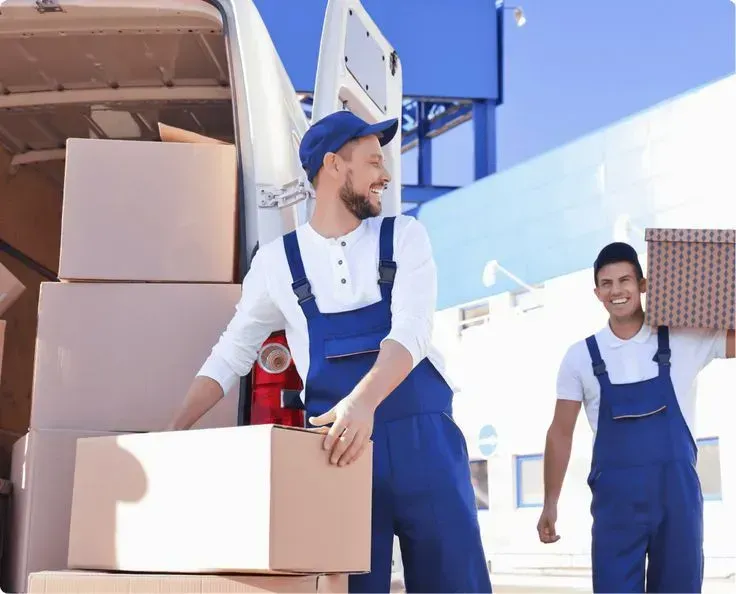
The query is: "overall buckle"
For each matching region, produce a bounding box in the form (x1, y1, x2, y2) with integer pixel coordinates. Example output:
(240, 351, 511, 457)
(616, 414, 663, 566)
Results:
(292, 278, 314, 305)
(654, 350, 671, 366)
(378, 260, 397, 284)
(592, 361, 607, 376)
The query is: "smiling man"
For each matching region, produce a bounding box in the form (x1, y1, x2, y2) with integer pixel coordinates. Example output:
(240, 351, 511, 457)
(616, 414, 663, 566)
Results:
(536, 241, 735, 593)
(168, 110, 491, 594)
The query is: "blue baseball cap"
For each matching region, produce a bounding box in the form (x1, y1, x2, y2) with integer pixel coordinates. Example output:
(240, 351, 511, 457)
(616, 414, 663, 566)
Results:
(299, 110, 399, 182)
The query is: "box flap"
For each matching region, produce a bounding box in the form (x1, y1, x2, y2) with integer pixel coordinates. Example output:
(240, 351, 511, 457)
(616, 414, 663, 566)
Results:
(645, 227, 736, 244)
(158, 122, 230, 145)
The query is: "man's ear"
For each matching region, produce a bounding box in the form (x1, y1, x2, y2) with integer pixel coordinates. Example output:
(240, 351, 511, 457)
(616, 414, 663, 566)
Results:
(640, 277, 647, 294)
(321, 152, 340, 180)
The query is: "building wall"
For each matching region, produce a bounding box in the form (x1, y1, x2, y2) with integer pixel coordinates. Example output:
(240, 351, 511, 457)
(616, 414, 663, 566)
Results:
(432, 263, 736, 576)
(419, 74, 736, 311)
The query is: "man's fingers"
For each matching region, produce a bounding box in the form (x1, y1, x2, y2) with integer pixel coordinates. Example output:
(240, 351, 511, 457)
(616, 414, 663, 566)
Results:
(339, 433, 368, 466)
(329, 428, 354, 464)
(309, 408, 337, 428)
(323, 419, 349, 452)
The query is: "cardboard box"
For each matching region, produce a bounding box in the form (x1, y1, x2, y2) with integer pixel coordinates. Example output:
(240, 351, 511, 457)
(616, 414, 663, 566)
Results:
(58, 138, 237, 283)
(30, 282, 242, 432)
(0, 319, 5, 381)
(28, 570, 349, 593)
(68, 425, 372, 575)
(0, 262, 25, 317)
(6, 429, 124, 594)
(645, 228, 736, 330)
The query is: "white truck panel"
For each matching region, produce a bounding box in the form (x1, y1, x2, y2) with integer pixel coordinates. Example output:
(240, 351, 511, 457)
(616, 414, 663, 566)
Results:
(311, 0, 404, 218)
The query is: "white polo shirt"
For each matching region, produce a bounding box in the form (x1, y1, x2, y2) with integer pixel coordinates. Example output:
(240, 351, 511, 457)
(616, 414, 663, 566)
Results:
(556, 323, 728, 438)
(197, 214, 454, 399)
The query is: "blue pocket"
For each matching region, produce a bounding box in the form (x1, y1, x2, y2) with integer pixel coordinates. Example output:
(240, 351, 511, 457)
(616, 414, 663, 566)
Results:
(610, 397, 667, 421)
(324, 329, 388, 359)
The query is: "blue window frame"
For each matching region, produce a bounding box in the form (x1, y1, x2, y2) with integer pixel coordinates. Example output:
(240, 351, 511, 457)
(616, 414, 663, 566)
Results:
(515, 453, 543, 508)
(696, 437, 722, 501)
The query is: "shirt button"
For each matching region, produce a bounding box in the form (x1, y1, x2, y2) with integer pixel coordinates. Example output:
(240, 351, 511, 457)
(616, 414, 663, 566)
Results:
(341, 241, 346, 247)
(338, 260, 343, 265)
(341, 278, 346, 284)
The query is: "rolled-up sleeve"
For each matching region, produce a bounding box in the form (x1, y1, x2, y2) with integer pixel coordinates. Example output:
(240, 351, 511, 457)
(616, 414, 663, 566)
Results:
(197, 247, 286, 395)
(381, 217, 437, 368)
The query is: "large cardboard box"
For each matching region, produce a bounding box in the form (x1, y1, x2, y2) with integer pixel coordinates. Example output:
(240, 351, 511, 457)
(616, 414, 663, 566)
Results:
(6, 429, 124, 594)
(58, 138, 237, 283)
(645, 228, 736, 330)
(68, 425, 372, 575)
(0, 262, 25, 317)
(27, 571, 348, 593)
(30, 282, 242, 432)
(0, 319, 5, 381)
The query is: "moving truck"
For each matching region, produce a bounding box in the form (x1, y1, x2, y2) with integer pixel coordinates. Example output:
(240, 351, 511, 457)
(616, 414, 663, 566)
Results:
(0, 0, 404, 590)
(0, 0, 403, 433)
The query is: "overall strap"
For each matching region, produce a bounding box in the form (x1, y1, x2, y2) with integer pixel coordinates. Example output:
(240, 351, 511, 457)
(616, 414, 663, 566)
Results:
(653, 325, 672, 376)
(282, 230, 319, 319)
(378, 216, 397, 302)
(585, 335, 608, 379)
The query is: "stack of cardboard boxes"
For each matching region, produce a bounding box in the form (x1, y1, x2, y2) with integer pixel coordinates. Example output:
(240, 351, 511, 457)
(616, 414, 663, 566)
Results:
(6, 134, 372, 593)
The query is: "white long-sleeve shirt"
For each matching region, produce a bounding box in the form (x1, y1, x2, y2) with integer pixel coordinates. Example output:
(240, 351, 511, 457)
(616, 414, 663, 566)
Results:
(197, 214, 455, 400)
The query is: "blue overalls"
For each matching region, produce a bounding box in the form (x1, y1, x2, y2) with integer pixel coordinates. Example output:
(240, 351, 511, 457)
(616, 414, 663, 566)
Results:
(585, 326, 703, 593)
(282, 216, 492, 594)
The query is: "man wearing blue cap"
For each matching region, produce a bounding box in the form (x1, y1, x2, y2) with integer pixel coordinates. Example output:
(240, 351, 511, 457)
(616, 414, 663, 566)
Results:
(537, 242, 735, 593)
(169, 110, 492, 593)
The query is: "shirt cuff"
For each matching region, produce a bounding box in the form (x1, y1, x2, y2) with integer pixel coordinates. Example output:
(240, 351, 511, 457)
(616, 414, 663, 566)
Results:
(381, 328, 422, 369)
(196, 356, 240, 396)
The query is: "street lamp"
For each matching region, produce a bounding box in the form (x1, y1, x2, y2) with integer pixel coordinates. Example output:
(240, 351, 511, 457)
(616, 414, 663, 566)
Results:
(496, 1, 527, 27)
(482, 259, 538, 292)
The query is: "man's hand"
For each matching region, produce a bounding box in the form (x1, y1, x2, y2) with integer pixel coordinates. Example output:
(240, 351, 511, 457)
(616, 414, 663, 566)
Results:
(309, 392, 376, 466)
(537, 504, 561, 544)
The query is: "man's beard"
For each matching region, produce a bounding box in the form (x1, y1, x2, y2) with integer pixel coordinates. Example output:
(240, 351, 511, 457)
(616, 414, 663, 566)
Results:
(339, 175, 380, 220)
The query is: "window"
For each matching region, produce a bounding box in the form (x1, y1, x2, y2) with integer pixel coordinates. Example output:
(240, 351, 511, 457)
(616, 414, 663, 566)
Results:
(458, 300, 490, 334)
(470, 459, 489, 510)
(696, 437, 722, 501)
(515, 454, 543, 508)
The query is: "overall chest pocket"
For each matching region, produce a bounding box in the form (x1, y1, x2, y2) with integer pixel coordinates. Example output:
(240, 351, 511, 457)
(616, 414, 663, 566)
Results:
(609, 389, 667, 421)
(324, 329, 389, 359)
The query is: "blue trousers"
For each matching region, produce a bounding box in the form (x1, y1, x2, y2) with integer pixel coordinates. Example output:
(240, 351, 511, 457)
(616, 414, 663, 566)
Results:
(349, 412, 492, 593)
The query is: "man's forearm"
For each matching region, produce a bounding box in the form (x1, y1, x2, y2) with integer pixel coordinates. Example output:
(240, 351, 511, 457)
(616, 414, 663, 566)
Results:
(354, 339, 413, 408)
(543, 426, 573, 506)
(167, 376, 224, 430)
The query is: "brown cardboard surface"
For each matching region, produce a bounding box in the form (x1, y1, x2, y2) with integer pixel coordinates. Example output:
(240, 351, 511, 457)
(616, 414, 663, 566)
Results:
(645, 227, 736, 330)
(27, 570, 349, 593)
(0, 254, 47, 435)
(6, 429, 124, 594)
(67, 425, 372, 575)
(29, 282, 242, 432)
(0, 320, 5, 382)
(59, 138, 237, 283)
(0, 262, 25, 317)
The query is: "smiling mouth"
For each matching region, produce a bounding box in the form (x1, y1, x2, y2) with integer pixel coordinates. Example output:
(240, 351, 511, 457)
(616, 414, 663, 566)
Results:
(611, 298, 629, 305)
(370, 186, 383, 199)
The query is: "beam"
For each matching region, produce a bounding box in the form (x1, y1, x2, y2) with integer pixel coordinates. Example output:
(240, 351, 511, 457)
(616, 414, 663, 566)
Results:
(401, 184, 458, 205)
(0, 86, 231, 110)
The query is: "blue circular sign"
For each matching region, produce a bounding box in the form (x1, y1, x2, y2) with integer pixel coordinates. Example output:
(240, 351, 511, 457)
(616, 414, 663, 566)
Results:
(478, 424, 498, 457)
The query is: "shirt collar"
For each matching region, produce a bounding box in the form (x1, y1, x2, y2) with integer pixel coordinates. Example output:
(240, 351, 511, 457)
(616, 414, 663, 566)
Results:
(304, 219, 367, 246)
(602, 321, 652, 348)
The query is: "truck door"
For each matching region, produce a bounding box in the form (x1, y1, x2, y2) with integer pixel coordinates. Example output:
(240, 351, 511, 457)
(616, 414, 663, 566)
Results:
(310, 0, 404, 217)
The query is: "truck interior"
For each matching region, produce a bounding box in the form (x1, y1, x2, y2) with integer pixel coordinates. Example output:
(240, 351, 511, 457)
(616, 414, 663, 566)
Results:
(0, 1, 237, 440)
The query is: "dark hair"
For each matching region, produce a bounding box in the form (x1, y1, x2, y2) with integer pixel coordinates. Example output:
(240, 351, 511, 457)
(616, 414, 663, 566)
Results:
(593, 242, 643, 285)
